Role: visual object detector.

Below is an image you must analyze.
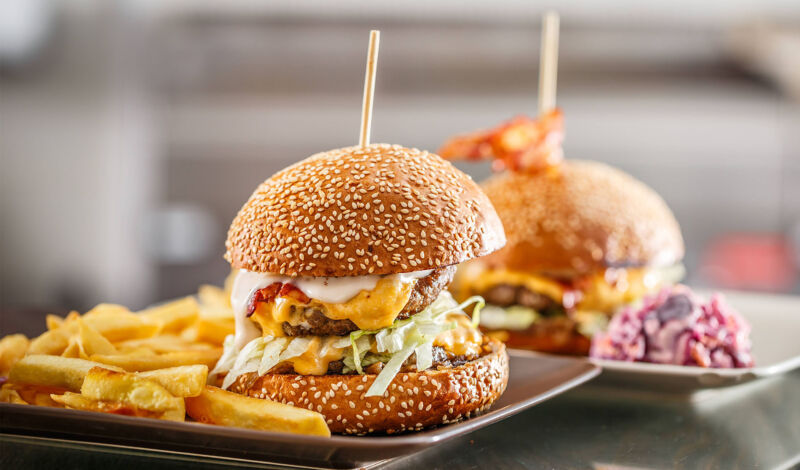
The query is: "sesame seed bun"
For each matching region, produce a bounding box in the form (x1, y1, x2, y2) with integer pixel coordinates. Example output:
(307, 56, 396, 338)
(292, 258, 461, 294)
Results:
(225, 144, 506, 277)
(479, 160, 684, 276)
(229, 339, 508, 435)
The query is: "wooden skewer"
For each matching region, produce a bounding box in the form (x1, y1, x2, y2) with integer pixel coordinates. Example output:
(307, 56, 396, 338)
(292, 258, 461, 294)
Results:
(359, 30, 381, 147)
(538, 11, 560, 116)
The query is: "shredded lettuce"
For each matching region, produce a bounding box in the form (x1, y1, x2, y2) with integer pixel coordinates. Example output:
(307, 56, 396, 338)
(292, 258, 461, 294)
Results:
(279, 337, 312, 363)
(415, 340, 434, 371)
(361, 293, 484, 397)
(221, 335, 268, 390)
(258, 337, 288, 375)
(209, 292, 486, 399)
(479, 305, 539, 330)
(343, 351, 391, 374)
(347, 331, 372, 374)
(366, 342, 417, 396)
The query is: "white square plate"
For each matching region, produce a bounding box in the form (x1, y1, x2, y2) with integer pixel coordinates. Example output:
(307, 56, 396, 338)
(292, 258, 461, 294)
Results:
(587, 289, 800, 391)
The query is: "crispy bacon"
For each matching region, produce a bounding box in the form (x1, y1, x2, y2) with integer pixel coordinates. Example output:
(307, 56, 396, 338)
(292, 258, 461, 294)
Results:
(246, 282, 311, 317)
(438, 109, 564, 173)
(279, 284, 311, 303)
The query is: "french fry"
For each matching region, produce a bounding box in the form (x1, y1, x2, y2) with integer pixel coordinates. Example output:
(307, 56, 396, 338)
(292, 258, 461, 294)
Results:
(138, 297, 199, 334)
(6, 383, 66, 407)
(115, 346, 158, 356)
(81, 367, 183, 415)
(27, 329, 70, 356)
(61, 337, 81, 358)
(46, 314, 64, 331)
(135, 365, 207, 397)
(159, 404, 187, 422)
(0, 384, 27, 404)
(82, 310, 159, 342)
(0, 334, 29, 375)
(77, 319, 118, 358)
(83, 303, 131, 318)
(9, 355, 122, 392)
(51, 392, 183, 420)
(186, 386, 330, 437)
(179, 325, 199, 343)
(116, 335, 213, 354)
(197, 285, 232, 314)
(51, 392, 121, 413)
(194, 317, 235, 346)
(90, 349, 222, 372)
(61, 311, 82, 333)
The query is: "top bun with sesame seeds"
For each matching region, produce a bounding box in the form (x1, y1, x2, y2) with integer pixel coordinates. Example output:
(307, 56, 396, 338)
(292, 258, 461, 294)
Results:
(225, 144, 506, 277)
(478, 160, 684, 276)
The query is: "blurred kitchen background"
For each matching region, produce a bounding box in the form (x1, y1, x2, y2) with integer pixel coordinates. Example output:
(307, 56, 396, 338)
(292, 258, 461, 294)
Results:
(2, 0, 799, 319)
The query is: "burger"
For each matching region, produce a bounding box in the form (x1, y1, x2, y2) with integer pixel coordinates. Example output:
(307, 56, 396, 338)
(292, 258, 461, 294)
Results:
(441, 110, 685, 355)
(210, 144, 508, 434)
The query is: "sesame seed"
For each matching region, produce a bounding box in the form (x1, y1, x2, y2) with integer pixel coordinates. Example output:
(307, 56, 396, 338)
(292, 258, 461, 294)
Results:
(223, 144, 504, 277)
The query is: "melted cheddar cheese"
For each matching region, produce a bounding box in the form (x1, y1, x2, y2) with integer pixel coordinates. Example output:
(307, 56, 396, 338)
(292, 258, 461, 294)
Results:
(434, 314, 483, 356)
(250, 276, 415, 338)
(287, 337, 348, 375)
(456, 264, 666, 313)
(250, 315, 483, 376)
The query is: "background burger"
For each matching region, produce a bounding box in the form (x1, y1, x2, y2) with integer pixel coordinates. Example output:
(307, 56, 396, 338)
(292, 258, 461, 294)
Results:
(441, 110, 685, 355)
(210, 143, 508, 434)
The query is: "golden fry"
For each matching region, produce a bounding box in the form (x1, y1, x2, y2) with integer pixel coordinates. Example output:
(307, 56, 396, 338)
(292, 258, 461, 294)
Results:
(61, 338, 81, 358)
(51, 392, 183, 420)
(197, 284, 231, 310)
(0, 384, 27, 405)
(6, 383, 66, 407)
(0, 334, 29, 375)
(9, 355, 122, 392)
(194, 318, 235, 347)
(83, 311, 159, 343)
(77, 318, 118, 358)
(114, 346, 158, 356)
(50, 392, 113, 412)
(179, 326, 199, 343)
(138, 297, 199, 334)
(115, 335, 213, 354)
(46, 314, 64, 331)
(136, 365, 208, 397)
(186, 386, 330, 437)
(83, 303, 131, 318)
(82, 367, 183, 414)
(90, 349, 222, 372)
(28, 329, 70, 356)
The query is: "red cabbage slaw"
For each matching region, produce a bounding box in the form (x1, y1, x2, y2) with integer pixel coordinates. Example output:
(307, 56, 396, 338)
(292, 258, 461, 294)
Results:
(590, 285, 754, 368)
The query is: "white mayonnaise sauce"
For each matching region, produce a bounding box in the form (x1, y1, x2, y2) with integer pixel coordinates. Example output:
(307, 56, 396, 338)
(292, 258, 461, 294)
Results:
(231, 268, 433, 349)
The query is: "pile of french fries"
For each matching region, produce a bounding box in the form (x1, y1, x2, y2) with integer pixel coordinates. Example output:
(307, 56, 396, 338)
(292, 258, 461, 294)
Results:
(0, 281, 330, 437)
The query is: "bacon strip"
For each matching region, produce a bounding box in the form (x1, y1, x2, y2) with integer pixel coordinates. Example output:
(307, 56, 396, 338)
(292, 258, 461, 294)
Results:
(438, 109, 565, 173)
(246, 282, 311, 317)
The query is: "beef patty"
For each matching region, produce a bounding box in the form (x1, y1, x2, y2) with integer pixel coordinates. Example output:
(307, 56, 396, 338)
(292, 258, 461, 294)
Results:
(279, 265, 457, 337)
(481, 283, 564, 315)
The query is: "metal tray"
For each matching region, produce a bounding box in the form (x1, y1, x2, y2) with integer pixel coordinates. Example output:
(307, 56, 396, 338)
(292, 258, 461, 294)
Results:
(0, 352, 599, 469)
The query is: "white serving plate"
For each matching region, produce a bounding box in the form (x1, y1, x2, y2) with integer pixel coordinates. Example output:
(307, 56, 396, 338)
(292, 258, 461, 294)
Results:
(587, 289, 800, 391)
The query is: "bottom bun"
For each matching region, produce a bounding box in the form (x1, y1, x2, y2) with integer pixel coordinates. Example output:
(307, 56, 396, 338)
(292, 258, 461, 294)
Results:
(483, 318, 591, 356)
(229, 339, 509, 434)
